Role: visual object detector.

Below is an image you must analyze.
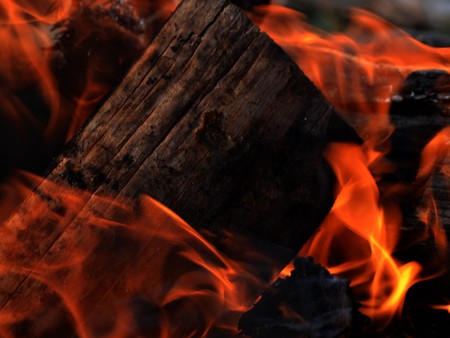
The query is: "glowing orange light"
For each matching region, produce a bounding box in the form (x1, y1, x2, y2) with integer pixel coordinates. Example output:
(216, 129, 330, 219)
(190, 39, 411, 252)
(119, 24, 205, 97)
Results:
(0, 172, 264, 337)
(0, 0, 448, 335)
(432, 304, 450, 314)
(250, 2, 450, 330)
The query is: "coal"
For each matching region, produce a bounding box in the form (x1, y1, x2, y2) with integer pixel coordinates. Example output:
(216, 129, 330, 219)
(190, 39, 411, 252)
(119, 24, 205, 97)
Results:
(239, 257, 369, 338)
(379, 69, 449, 188)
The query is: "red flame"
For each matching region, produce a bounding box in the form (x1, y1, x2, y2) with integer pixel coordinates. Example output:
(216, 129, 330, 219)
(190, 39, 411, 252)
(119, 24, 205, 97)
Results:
(299, 143, 424, 327)
(0, 172, 266, 337)
(0, 0, 449, 336)
(250, 3, 450, 330)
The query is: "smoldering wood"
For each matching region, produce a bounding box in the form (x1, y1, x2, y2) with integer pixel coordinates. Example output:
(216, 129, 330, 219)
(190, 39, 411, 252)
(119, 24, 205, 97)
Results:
(344, 69, 450, 337)
(238, 257, 369, 338)
(0, 0, 359, 335)
(375, 70, 449, 238)
(381, 70, 450, 337)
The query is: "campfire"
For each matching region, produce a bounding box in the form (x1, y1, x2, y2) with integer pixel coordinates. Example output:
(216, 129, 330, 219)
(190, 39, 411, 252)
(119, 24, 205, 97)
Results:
(0, 0, 448, 337)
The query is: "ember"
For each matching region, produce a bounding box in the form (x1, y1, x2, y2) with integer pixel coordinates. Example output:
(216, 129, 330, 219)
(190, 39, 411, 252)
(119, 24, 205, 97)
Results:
(0, 0, 448, 337)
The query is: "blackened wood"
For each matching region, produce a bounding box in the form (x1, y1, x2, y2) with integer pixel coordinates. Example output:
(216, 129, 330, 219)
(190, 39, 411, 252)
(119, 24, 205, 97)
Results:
(368, 70, 450, 337)
(375, 70, 449, 235)
(0, 0, 359, 335)
(239, 257, 369, 338)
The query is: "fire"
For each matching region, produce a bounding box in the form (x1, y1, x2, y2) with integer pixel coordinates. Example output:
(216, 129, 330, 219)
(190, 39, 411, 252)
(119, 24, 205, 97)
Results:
(251, 5, 450, 150)
(0, 0, 448, 336)
(0, 0, 174, 171)
(299, 143, 421, 327)
(432, 304, 450, 314)
(252, 5, 450, 110)
(249, 3, 450, 331)
(0, 172, 264, 337)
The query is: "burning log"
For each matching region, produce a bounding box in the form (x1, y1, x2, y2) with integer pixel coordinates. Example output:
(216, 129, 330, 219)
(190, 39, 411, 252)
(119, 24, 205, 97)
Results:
(375, 70, 450, 337)
(0, 0, 360, 336)
(370, 69, 450, 253)
(41, 0, 358, 257)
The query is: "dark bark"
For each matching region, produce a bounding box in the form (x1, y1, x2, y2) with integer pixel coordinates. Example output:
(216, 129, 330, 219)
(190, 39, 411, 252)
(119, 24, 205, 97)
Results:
(0, 0, 359, 335)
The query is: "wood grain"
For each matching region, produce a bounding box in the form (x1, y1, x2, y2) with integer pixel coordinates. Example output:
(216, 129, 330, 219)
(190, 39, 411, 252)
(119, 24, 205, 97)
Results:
(0, 0, 359, 335)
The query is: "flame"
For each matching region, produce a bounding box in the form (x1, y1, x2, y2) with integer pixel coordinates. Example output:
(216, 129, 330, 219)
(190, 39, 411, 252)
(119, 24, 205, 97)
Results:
(432, 304, 450, 314)
(0, 0, 449, 335)
(0, 172, 265, 337)
(299, 143, 419, 327)
(252, 5, 450, 145)
(0, 0, 177, 171)
(248, 2, 450, 331)
(0, 0, 79, 128)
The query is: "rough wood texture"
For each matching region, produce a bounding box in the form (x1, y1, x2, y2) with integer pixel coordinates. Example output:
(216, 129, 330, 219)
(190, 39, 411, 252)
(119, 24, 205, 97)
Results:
(0, 0, 359, 335)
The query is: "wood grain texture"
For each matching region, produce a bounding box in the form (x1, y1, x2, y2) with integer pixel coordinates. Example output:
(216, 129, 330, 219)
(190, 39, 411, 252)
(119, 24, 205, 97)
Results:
(0, 0, 359, 335)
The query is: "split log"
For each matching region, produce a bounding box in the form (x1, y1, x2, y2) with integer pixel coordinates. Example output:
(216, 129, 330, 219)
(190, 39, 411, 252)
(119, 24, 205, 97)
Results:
(0, 0, 359, 336)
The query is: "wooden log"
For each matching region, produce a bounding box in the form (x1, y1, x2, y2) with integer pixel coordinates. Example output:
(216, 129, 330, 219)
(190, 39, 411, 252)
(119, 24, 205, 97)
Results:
(0, 0, 359, 335)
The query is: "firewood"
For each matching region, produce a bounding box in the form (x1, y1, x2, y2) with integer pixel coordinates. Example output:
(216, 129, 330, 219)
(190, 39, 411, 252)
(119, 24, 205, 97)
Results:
(238, 257, 369, 338)
(374, 69, 450, 337)
(45, 0, 357, 257)
(0, 0, 359, 335)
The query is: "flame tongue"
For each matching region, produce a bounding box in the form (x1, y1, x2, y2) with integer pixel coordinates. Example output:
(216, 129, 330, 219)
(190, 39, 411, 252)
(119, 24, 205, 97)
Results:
(252, 6, 450, 131)
(300, 143, 422, 328)
(0, 0, 154, 172)
(248, 3, 450, 332)
(0, 172, 270, 337)
(0, 0, 449, 336)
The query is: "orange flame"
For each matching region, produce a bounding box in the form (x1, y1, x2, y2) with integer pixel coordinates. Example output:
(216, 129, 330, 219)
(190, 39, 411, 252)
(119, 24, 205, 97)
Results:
(0, 0, 178, 171)
(0, 0, 449, 335)
(0, 172, 265, 337)
(249, 3, 450, 330)
(252, 5, 450, 145)
(299, 143, 421, 327)
(432, 304, 450, 314)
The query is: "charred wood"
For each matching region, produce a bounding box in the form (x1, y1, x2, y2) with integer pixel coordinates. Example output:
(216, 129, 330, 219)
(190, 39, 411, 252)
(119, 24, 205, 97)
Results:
(238, 257, 369, 338)
(44, 0, 359, 258)
(369, 69, 450, 338)
(0, 1, 146, 177)
(0, 0, 360, 335)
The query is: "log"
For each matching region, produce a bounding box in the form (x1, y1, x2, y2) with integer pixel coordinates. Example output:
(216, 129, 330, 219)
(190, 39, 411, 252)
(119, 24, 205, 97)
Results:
(0, 0, 359, 336)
